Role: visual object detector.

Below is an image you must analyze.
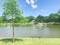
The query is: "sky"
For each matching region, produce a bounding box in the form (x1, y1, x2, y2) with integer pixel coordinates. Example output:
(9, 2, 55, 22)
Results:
(0, 0, 60, 17)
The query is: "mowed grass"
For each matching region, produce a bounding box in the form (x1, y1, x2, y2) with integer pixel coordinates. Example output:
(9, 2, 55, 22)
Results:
(0, 38, 60, 45)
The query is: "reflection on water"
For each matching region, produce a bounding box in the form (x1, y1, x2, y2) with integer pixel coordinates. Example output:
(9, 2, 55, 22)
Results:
(0, 24, 60, 38)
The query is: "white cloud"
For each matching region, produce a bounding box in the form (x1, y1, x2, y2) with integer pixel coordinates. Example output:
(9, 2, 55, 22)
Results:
(30, 0, 35, 5)
(26, 0, 30, 4)
(31, 4, 37, 9)
(30, 0, 37, 9)
(26, 0, 37, 9)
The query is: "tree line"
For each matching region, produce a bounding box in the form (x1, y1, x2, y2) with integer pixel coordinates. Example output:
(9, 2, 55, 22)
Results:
(0, 9, 60, 23)
(25, 9, 60, 23)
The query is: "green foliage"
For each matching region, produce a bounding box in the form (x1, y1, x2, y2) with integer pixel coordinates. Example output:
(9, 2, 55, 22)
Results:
(43, 16, 49, 22)
(0, 16, 7, 23)
(48, 13, 59, 22)
(57, 9, 60, 22)
(3, 0, 28, 23)
(14, 15, 28, 23)
(35, 15, 44, 22)
(0, 16, 3, 23)
(34, 9, 60, 23)
(3, 0, 22, 22)
(26, 16, 35, 22)
(57, 9, 60, 15)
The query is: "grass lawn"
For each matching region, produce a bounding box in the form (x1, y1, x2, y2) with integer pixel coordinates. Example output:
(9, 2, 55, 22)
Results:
(0, 38, 60, 45)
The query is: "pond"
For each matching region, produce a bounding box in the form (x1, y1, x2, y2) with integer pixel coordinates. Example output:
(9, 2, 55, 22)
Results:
(0, 24, 60, 38)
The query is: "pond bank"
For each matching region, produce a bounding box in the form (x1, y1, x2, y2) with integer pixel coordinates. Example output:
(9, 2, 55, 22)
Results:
(0, 22, 60, 26)
(0, 23, 34, 26)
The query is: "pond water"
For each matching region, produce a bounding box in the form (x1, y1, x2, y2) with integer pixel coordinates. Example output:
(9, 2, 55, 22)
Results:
(0, 24, 60, 38)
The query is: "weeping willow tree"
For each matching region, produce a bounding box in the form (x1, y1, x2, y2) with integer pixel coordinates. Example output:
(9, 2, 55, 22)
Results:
(3, 0, 23, 44)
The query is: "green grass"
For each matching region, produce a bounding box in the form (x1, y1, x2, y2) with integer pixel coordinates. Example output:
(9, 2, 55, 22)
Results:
(0, 23, 34, 26)
(0, 38, 60, 45)
(0, 22, 60, 26)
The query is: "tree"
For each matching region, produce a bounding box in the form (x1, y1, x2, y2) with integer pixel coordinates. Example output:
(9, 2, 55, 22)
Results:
(43, 16, 49, 22)
(48, 13, 59, 22)
(26, 16, 35, 22)
(57, 9, 60, 15)
(35, 15, 44, 22)
(3, 0, 22, 44)
(15, 16, 28, 23)
(57, 9, 60, 22)
(0, 16, 3, 23)
(14, 15, 23, 23)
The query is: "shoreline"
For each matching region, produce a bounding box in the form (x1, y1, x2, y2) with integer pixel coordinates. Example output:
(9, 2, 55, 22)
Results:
(0, 22, 60, 26)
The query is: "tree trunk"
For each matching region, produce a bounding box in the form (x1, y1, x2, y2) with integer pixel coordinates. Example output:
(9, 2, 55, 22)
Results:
(12, 25, 14, 45)
(11, 14, 15, 45)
